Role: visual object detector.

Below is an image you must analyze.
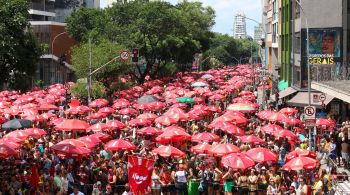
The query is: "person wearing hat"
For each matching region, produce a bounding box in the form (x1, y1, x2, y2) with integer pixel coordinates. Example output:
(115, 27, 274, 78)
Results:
(257, 167, 268, 195)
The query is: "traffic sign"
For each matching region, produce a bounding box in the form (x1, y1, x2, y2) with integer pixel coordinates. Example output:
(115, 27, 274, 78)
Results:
(304, 106, 316, 120)
(305, 119, 316, 127)
(120, 51, 130, 61)
(319, 93, 326, 102)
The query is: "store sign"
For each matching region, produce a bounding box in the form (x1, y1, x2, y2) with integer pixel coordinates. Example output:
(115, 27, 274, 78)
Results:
(308, 55, 334, 65)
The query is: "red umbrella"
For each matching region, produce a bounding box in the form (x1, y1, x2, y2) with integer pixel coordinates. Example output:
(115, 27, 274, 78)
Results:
(106, 120, 126, 130)
(191, 132, 220, 143)
(282, 157, 319, 171)
(257, 110, 276, 120)
(151, 145, 185, 157)
(128, 118, 152, 127)
(0, 144, 18, 158)
(246, 148, 278, 163)
(137, 113, 158, 121)
(23, 128, 47, 137)
(77, 136, 101, 146)
(221, 153, 255, 170)
(0, 137, 23, 143)
(260, 124, 283, 134)
(223, 125, 246, 136)
(112, 101, 130, 109)
(208, 144, 240, 156)
(98, 107, 115, 114)
(133, 104, 149, 110)
(281, 117, 302, 126)
(209, 121, 234, 130)
(238, 91, 253, 96)
(40, 113, 57, 120)
(285, 149, 317, 162)
(279, 107, 298, 115)
(156, 129, 191, 143)
(316, 118, 336, 127)
(119, 108, 138, 115)
(274, 129, 298, 140)
(85, 112, 107, 120)
(22, 115, 45, 123)
(238, 135, 265, 145)
(104, 139, 136, 151)
(155, 116, 178, 126)
(209, 94, 225, 101)
(148, 101, 165, 111)
(87, 123, 110, 132)
(38, 104, 58, 111)
(268, 113, 289, 122)
(58, 139, 95, 148)
(137, 127, 163, 135)
(191, 143, 212, 154)
(89, 98, 109, 108)
(4, 130, 29, 140)
(55, 119, 90, 131)
(51, 144, 91, 156)
(90, 132, 112, 142)
(163, 125, 186, 132)
(0, 139, 21, 149)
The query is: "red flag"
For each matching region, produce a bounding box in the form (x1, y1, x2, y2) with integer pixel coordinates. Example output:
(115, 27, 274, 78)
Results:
(128, 155, 155, 194)
(29, 163, 39, 189)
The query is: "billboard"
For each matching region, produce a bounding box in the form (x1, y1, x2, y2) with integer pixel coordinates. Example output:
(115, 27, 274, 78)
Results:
(303, 28, 342, 65)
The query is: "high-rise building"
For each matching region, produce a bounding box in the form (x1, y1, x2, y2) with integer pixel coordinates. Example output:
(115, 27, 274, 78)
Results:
(29, 0, 76, 87)
(254, 23, 264, 42)
(233, 12, 247, 39)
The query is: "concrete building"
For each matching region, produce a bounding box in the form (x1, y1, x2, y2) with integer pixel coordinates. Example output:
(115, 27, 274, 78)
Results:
(233, 12, 247, 39)
(29, 0, 76, 87)
(254, 24, 264, 42)
(276, 0, 350, 121)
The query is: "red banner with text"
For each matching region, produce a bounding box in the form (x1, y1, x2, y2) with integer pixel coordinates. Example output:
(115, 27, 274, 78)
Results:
(128, 155, 155, 194)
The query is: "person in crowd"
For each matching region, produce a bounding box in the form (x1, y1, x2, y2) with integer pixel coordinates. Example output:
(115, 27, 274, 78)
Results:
(151, 166, 161, 195)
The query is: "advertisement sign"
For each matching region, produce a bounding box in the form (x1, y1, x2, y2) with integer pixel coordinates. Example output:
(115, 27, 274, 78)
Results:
(308, 29, 341, 64)
(128, 155, 155, 193)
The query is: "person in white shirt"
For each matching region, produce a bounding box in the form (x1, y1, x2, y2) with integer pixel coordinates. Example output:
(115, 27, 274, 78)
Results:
(70, 185, 84, 195)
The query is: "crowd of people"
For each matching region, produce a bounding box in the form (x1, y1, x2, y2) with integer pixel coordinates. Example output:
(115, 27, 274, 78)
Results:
(0, 66, 349, 195)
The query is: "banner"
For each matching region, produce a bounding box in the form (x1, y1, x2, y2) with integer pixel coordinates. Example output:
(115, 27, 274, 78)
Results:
(128, 155, 155, 194)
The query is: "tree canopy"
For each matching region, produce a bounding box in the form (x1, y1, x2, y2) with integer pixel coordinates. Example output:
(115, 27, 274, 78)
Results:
(0, 0, 41, 91)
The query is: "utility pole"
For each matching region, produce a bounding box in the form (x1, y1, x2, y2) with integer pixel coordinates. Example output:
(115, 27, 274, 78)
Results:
(88, 37, 92, 103)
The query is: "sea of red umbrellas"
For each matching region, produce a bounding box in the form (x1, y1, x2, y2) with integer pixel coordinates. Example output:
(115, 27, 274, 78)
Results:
(0, 64, 337, 172)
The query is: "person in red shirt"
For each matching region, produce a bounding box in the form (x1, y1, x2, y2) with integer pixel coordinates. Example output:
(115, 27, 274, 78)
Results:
(159, 164, 172, 195)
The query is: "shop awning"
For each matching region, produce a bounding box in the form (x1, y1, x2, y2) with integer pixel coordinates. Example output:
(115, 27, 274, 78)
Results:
(278, 80, 288, 91)
(312, 81, 350, 103)
(287, 92, 334, 108)
(279, 87, 297, 99)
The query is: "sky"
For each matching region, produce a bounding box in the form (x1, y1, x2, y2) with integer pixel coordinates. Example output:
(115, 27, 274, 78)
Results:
(100, 0, 262, 36)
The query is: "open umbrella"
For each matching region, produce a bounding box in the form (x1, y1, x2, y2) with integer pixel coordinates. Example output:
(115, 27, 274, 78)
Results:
(191, 82, 208, 88)
(191, 143, 212, 154)
(57, 139, 95, 148)
(4, 130, 29, 140)
(191, 132, 220, 143)
(222, 125, 246, 136)
(274, 129, 298, 140)
(208, 144, 240, 156)
(260, 124, 283, 134)
(282, 157, 319, 171)
(0, 144, 18, 158)
(128, 118, 152, 127)
(0, 139, 21, 149)
(90, 132, 112, 142)
(238, 135, 265, 145)
(87, 123, 110, 132)
(23, 128, 47, 137)
(176, 97, 195, 104)
(106, 120, 126, 130)
(2, 119, 32, 130)
(227, 103, 256, 113)
(221, 153, 255, 170)
(77, 136, 101, 147)
(285, 149, 317, 162)
(104, 139, 136, 151)
(316, 118, 336, 127)
(155, 116, 178, 126)
(51, 144, 91, 157)
(38, 104, 58, 111)
(137, 127, 163, 135)
(55, 119, 90, 131)
(156, 129, 191, 143)
(279, 107, 298, 115)
(89, 98, 109, 108)
(137, 113, 158, 121)
(246, 148, 278, 163)
(136, 95, 159, 104)
(119, 108, 138, 115)
(151, 145, 185, 157)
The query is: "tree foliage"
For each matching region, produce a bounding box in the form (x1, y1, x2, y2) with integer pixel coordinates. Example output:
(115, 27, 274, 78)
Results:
(69, 80, 106, 100)
(71, 39, 131, 92)
(0, 0, 41, 91)
(66, 1, 215, 83)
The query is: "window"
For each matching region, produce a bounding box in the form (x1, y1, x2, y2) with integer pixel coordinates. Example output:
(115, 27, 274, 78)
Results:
(272, 23, 277, 43)
(295, 2, 300, 19)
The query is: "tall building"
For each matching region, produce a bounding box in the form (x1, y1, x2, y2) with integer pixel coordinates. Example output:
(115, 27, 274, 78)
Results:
(29, 0, 76, 87)
(233, 12, 247, 39)
(254, 23, 264, 42)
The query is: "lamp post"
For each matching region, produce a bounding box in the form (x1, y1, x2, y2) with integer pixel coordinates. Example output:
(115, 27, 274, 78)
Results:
(294, 0, 313, 151)
(52, 32, 68, 83)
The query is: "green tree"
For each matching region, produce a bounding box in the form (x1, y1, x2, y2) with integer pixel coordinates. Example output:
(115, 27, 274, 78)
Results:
(71, 39, 131, 96)
(66, 7, 107, 42)
(0, 0, 41, 91)
(70, 80, 106, 101)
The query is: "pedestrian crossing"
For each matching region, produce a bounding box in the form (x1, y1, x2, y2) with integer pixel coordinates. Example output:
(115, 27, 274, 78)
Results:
(335, 181, 350, 195)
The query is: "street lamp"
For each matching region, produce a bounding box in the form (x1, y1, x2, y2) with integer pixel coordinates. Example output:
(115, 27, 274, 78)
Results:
(294, 0, 312, 151)
(52, 32, 68, 83)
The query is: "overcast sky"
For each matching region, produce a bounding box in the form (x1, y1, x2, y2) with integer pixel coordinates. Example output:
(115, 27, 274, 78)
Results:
(101, 0, 262, 36)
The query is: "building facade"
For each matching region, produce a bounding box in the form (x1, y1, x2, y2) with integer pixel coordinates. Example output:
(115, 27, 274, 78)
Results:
(29, 0, 76, 88)
(254, 24, 264, 42)
(233, 12, 247, 39)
